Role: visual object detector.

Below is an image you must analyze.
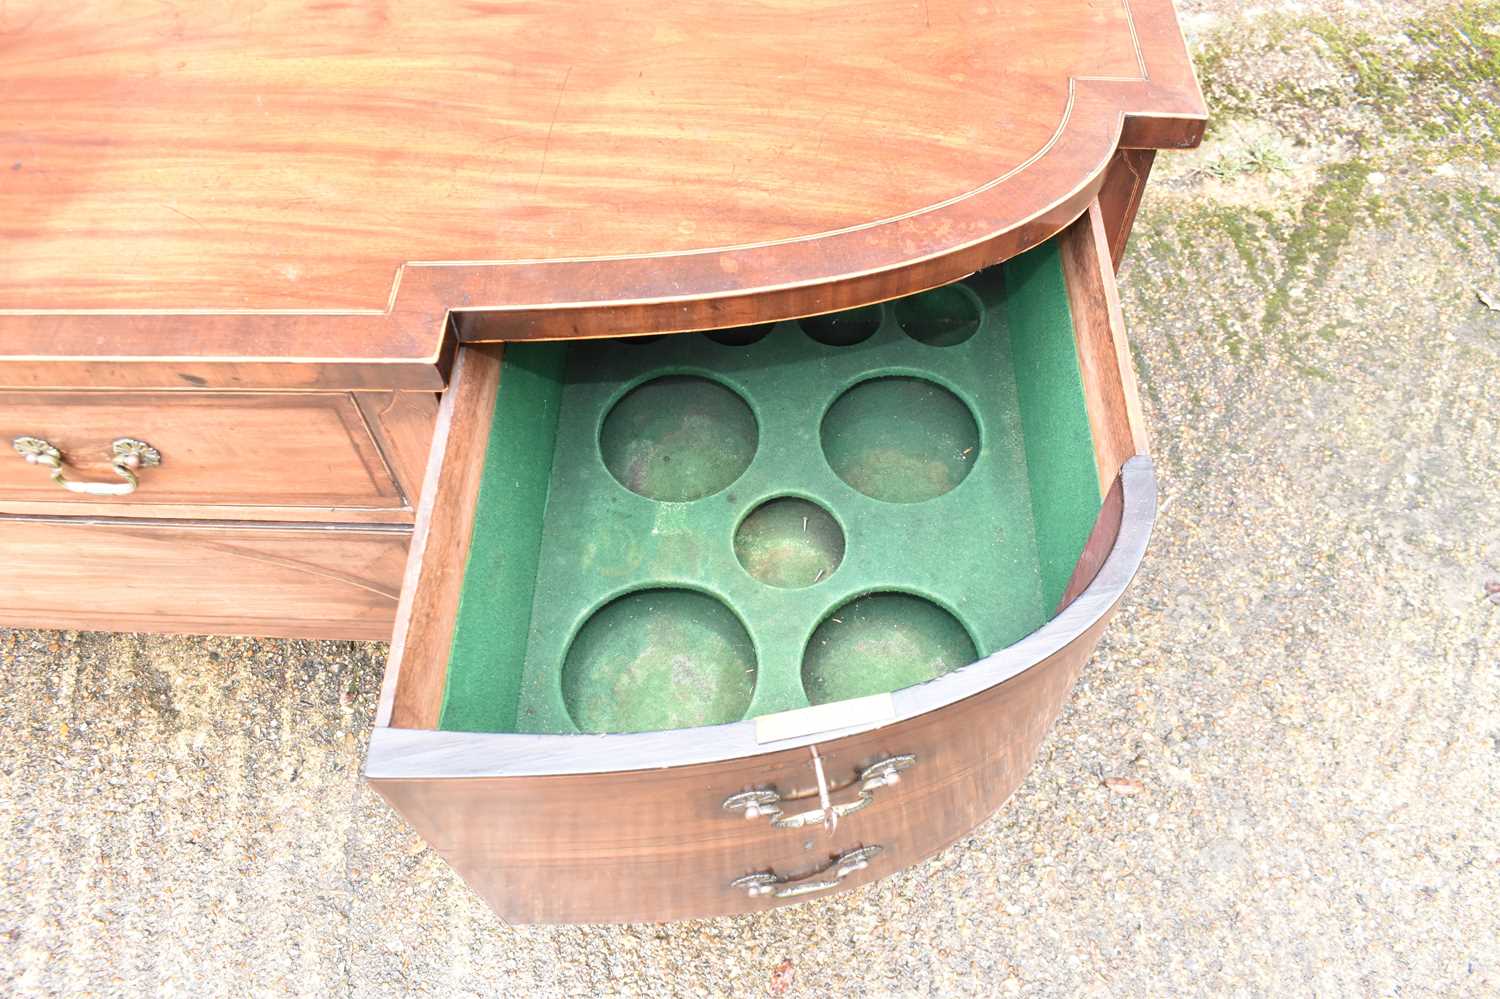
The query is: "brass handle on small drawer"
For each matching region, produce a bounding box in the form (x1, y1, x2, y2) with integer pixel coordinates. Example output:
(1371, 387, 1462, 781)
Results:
(12, 436, 161, 496)
(731, 845, 883, 899)
(722, 754, 916, 829)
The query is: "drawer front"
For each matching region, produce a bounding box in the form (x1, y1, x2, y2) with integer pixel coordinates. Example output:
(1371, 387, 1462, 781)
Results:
(737, 613, 1114, 913)
(369, 609, 1110, 923)
(371, 740, 842, 924)
(0, 517, 407, 640)
(1, 392, 407, 515)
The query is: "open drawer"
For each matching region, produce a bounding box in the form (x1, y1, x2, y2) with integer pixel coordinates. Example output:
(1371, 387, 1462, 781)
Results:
(366, 203, 1155, 924)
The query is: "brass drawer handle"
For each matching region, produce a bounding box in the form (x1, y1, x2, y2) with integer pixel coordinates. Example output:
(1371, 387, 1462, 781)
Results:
(722, 754, 915, 829)
(731, 845, 883, 899)
(12, 436, 161, 496)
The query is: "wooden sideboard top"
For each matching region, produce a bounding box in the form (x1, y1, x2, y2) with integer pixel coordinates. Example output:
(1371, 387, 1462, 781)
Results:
(0, 0, 1203, 378)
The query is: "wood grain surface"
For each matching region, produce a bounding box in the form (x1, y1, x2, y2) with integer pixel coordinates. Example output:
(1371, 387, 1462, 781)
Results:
(0, 0, 1204, 383)
(355, 391, 441, 510)
(0, 391, 411, 520)
(1061, 202, 1149, 495)
(1097, 148, 1157, 270)
(378, 347, 504, 731)
(0, 517, 408, 639)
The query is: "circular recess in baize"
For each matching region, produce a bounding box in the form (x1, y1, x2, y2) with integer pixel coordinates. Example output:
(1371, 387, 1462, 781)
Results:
(820, 376, 980, 503)
(707, 322, 775, 346)
(893, 284, 982, 346)
(562, 589, 758, 732)
(802, 592, 977, 705)
(734, 497, 845, 589)
(799, 304, 883, 346)
(600, 375, 758, 502)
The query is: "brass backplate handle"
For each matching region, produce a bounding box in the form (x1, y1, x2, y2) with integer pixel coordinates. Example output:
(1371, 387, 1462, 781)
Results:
(721, 754, 916, 830)
(13, 436, 161, 496)
(731, 845, 883, 899)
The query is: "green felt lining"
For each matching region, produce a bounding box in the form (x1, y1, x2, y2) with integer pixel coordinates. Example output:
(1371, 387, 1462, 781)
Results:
(438, 343, 567, 733)
(436, 236, 1101, 735)
(991, 242, 1104, 611)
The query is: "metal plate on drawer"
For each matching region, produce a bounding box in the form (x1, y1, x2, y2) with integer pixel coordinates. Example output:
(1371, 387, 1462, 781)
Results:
(754, 692, 896, 745)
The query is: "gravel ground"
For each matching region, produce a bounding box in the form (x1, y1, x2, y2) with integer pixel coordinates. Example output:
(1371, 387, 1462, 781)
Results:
(3, 2, 1498, 996)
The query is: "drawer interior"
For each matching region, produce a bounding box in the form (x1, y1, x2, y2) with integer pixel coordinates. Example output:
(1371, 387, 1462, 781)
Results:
(437, 238, 1102, 735)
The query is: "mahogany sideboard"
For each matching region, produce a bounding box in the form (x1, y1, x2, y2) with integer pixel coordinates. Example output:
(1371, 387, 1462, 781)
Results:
(1, 0, 1205, 922)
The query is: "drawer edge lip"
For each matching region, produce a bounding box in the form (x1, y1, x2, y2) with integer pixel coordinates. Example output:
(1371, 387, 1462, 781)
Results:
(0, 512, 413, 533)
(365, 455, 1156, 781)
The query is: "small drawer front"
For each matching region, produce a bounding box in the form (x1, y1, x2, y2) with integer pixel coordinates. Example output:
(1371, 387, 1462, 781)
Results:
(1, 392, 404, 512)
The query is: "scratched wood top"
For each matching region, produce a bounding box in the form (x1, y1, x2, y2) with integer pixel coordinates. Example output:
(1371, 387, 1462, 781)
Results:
(0, 0, 1203, 371)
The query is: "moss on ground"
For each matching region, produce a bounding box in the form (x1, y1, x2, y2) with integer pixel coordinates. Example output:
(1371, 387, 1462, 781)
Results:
(1260, 162, 1378, 355)
(1194, 1, 1499, 162)
(1148, 0, 1497, 380)
(1124, 161, 1492, 376)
